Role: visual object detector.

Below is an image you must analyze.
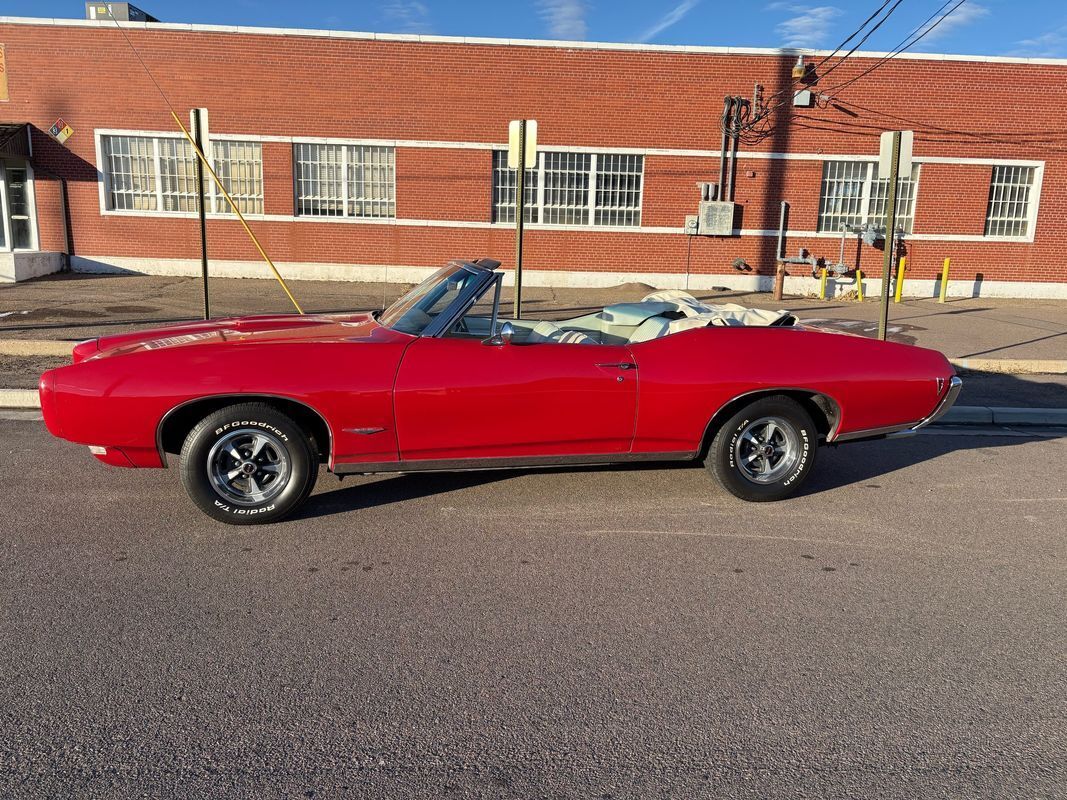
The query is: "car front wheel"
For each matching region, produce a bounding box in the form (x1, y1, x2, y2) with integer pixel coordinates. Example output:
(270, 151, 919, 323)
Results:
(706, 395, 817, 502)
(179, 402, 318, 524)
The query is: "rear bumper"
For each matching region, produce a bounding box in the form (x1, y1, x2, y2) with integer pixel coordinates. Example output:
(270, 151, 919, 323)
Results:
(887, 376, 964, 439)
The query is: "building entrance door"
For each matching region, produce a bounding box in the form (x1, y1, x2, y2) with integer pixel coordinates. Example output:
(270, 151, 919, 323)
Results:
(1, 160, 36, 252)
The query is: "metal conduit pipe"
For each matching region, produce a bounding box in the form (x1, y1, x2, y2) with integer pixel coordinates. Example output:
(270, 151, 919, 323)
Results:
(718, 96, 733, 199)
(727, 97, 743, 202)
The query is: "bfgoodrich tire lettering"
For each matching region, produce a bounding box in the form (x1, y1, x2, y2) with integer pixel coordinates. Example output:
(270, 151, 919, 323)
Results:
(707, 395, 817, 502)
(179, 402, 318, 525)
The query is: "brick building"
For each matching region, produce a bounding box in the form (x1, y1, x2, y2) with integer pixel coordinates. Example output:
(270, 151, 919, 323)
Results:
(0, 13, 1064, 298)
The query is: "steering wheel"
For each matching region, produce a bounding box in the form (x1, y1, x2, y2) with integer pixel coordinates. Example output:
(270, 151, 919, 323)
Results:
(455, 316, 471, 334)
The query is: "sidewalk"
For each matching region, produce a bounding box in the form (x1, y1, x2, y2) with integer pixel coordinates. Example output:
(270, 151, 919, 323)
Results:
(2, 272, 1066, 414)
(2, 272, 1066, 359)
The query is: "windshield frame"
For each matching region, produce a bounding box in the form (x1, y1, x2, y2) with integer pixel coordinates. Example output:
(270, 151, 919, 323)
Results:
(377, 261, 498, 338)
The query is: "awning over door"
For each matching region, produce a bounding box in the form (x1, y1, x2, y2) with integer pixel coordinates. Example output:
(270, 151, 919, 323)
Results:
(0, 124, 31, 160)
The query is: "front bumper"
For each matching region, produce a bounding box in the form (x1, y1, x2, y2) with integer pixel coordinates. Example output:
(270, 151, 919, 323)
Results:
(887, 376, 963, 438)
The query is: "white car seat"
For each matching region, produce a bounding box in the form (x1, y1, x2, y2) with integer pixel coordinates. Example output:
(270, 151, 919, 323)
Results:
(628, 316, 672, 343)
(527, 320, 595, 344)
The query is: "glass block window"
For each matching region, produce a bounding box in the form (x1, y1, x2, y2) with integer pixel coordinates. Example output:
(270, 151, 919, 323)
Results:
(294, 142, 395, 219)
(212, 140, 264, 215)
(102, 134, 264, 215)
(103, 135, 157, 211)
(492, 150, 643, 227)
(491, 149, 537, 223)
(817, 160, 920, 234)
(595, 153, 643, 227)
(542, 152, 591, 225)
(158, 137, 199, 213)
(984, 165, 1036, 238)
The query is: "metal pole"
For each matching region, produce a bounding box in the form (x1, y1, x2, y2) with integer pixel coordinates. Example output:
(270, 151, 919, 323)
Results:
(513, 120, 526, 320)
(877, 131, 901, 341)
(773, 201, 788, 302)
(717, 97, 732, 198)
(192, 108, 210, 320)
(727, 98, 742, 202)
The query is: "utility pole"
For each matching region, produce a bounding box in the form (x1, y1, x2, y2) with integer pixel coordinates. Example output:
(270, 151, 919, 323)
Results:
(513, 119, 526, 320)
(878, 131, 901, 341)
(191, 108, 210, 319)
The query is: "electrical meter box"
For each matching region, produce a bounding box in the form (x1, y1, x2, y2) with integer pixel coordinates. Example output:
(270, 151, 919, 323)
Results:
(698, 201, 736, 236)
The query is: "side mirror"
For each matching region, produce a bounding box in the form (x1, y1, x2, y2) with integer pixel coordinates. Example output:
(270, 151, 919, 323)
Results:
(484, 321, 514, 346)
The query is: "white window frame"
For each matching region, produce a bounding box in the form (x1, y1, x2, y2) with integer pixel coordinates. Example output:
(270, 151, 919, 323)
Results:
(492, 148, 644, 229)
(984, 164, 1043, 239)
(95, 130, 266, 218)
(817, 159, 920, 235)
(292, 141, 396, 220)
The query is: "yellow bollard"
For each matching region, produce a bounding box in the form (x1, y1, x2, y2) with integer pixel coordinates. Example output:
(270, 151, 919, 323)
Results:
(819, 267, 828, 300)
(894, 256, 906, 303)
(938, 257, 951, 303)
(855, 269, 864, 302)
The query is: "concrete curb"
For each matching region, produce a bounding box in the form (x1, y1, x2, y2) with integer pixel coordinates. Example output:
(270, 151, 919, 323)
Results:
(949, 357, 1067, 375)
(939, 406, 1067, 427)
(0, 339, 75, 357)
(0, 389, 42, 408)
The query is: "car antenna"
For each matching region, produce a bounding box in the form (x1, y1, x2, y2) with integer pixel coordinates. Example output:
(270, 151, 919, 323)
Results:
(99, 8, 305, 315)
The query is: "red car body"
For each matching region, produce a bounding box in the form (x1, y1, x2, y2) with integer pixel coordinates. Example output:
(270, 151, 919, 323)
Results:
(39, 259, 960, 521)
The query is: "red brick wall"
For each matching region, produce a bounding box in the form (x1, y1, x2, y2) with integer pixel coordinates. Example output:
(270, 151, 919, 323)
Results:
(2, 20, 1064, 285)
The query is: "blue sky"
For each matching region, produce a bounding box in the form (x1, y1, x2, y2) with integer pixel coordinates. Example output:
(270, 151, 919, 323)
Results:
(12, 1, 1065, 58)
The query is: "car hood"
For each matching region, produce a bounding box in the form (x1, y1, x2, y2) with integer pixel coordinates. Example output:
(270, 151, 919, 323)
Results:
(73, 312, 407, 362)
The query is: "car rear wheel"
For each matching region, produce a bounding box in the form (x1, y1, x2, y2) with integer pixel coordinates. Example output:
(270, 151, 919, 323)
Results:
(706, 395, 817, 502)
(179, 402, 318, 524)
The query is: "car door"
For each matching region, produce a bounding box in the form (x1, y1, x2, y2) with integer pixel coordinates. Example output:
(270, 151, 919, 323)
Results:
(392, 335, 638, 462)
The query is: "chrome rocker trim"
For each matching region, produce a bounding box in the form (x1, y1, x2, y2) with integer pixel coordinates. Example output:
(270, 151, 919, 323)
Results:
(332, 450, 699, 475)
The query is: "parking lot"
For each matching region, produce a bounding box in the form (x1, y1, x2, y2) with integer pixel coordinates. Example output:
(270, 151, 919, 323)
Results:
(0, 417, 1063, 798)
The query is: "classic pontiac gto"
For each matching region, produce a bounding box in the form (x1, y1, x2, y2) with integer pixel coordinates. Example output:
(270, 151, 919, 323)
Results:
(40, 259, 961, 524)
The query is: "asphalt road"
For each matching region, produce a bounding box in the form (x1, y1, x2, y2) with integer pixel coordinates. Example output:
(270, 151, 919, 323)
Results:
(0, 419, 1064, 799)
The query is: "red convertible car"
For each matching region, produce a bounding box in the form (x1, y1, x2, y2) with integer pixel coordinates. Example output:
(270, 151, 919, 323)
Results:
(40, 258, 961, 524)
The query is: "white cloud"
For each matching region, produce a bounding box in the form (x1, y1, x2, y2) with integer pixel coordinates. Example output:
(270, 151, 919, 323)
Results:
(1009, 25, 1067, 58)
(637, 0, 700, 43)
(912, 2, 990, 46)
(537, 0, 588, 40)
(773, 5, 842, 48)
(383, 0, 433, 34)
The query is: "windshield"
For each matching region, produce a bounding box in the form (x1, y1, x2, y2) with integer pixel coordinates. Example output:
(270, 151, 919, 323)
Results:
(378, 264, 483, 336)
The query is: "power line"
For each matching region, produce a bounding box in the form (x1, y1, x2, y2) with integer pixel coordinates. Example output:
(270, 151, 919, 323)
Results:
(745, 0, 971, 144)
(758, 0, 902, 110)
(819, 0, 969, 101)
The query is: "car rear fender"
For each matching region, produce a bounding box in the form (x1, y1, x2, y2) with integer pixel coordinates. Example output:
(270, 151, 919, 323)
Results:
(699, 388, 842, 455)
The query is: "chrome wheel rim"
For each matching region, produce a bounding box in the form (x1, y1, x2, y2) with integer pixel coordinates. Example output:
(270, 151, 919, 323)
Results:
(734, 416, 800, 484)
(207, 429, 291, 506)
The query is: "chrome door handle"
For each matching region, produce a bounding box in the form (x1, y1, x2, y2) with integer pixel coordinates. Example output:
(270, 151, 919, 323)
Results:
(596, 362, 636, 370)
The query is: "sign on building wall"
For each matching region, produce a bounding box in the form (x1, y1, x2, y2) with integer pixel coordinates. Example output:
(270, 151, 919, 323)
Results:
(49, 118, 75, 145)
(0, 45, 9, 103)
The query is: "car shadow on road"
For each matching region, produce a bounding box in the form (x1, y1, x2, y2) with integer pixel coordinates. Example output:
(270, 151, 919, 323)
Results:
(293, 428, 1064, 519)
(801, 428, 1066, 497)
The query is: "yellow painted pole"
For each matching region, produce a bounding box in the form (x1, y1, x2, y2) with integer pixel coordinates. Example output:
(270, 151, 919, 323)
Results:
(169, 110, 304, 315)
(893, 256, 906, 303)
(855, 269, 864, 302)
(938, 257, 951, 303)
(819, 267, 828, 300)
